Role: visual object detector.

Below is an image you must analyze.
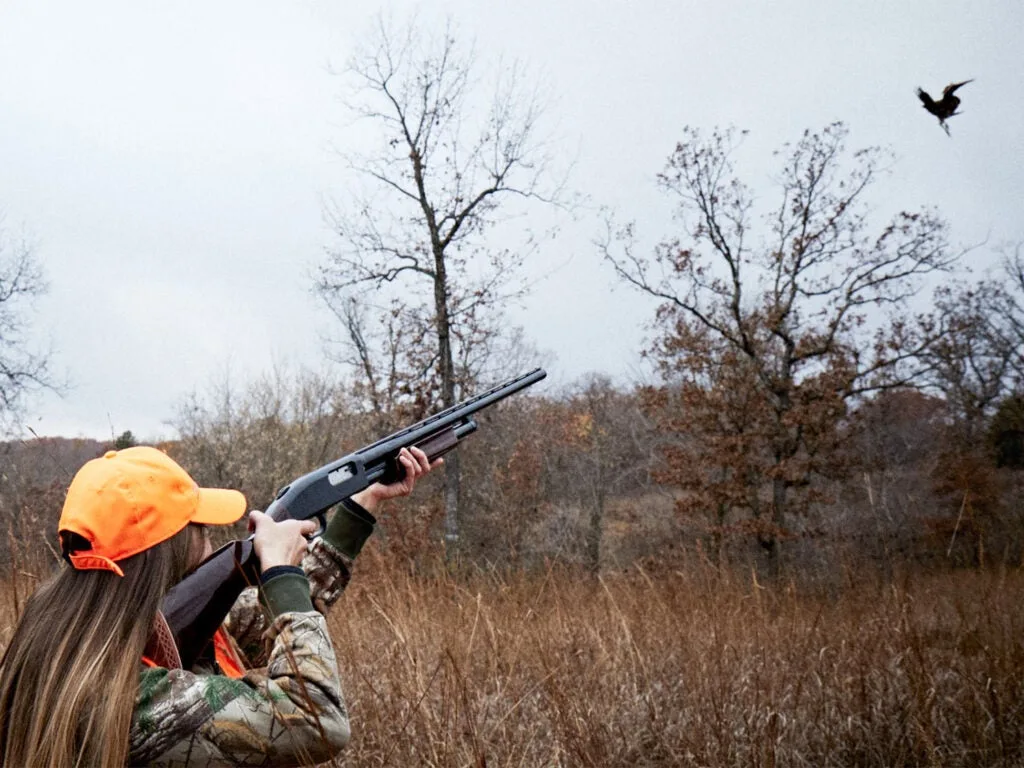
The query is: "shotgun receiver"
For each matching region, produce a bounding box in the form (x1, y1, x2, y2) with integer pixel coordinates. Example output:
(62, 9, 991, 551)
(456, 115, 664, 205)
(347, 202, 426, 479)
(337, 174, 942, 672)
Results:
(163, 367, 546, 668)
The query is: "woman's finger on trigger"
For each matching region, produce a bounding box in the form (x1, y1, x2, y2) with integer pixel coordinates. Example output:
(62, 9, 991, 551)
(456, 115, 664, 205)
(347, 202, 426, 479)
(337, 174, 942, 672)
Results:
(299, 519, 318, 536)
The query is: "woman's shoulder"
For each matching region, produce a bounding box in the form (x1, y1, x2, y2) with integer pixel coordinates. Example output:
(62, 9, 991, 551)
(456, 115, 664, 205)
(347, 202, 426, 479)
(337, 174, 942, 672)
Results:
(130, 611, 350, 766)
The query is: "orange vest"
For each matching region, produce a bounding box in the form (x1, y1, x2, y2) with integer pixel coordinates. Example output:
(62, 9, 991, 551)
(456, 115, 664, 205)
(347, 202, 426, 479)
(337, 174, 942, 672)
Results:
(212, 627, 246, 678)
(142, 627, 246, 679)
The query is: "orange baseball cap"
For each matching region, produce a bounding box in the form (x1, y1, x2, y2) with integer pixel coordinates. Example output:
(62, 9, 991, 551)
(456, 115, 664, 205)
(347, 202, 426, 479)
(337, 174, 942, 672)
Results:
(58, 446, 247, 576)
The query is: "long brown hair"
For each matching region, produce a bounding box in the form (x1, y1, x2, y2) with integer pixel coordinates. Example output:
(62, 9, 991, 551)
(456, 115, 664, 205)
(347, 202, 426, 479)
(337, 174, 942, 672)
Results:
(0, 526, 201, 768)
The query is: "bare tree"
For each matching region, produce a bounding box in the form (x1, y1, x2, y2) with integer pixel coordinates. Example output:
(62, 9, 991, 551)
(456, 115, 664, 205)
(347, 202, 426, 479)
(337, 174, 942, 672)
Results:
(0, 220, 54, 432)
(602, 123, 959, 573)
(918, 244, 1024, 443)
(922, 280, 1016, 441)
(990, 243, 1024, 386)
(317, 15, 568, 555)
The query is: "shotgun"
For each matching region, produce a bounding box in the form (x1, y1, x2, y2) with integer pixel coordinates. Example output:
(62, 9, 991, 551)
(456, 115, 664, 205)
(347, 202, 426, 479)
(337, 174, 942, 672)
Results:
(163, 367, 546, 668)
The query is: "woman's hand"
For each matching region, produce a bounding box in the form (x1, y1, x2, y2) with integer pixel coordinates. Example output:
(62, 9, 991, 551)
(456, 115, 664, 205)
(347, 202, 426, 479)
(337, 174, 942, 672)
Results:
(351, 446, 441, 513)
(249, 510, 318, 572)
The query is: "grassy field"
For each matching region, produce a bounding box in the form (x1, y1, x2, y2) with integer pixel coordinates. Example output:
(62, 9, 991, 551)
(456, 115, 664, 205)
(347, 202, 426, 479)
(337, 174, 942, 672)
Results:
(1, 561, 1022, 766)
(328, 561, 1024, 767)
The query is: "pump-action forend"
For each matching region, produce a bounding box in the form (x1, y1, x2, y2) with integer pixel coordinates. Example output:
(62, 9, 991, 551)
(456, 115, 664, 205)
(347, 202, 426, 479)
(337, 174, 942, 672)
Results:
(162, 367, 547, 668)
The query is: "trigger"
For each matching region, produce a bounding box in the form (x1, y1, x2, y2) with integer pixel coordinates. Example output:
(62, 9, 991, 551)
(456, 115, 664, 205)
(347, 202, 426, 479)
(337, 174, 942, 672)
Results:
(314, 513, 327, 538)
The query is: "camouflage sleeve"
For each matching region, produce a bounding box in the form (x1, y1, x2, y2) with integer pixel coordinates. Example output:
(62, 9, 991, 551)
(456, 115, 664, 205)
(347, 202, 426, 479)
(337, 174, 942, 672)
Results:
(130, 611, 349, 767)
(223, 538, 354, 667)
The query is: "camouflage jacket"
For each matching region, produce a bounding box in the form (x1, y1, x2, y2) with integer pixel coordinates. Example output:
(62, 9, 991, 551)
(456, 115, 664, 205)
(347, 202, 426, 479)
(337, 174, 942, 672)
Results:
(128, 537, 355, 766)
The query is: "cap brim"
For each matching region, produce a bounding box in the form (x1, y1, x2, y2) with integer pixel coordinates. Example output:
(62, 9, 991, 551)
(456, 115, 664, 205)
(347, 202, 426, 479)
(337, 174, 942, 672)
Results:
(192, 487, 247, 525)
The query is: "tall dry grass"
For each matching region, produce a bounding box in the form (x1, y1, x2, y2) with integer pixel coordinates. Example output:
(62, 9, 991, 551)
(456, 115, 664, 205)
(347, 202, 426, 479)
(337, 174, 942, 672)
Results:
(329, 561, 1024, 767)
(1, 562, 1021, 766)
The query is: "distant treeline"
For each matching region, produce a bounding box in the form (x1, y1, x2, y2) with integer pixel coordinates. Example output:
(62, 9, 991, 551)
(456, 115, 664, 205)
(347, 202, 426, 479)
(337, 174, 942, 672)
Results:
(2, 371, 1022, 584)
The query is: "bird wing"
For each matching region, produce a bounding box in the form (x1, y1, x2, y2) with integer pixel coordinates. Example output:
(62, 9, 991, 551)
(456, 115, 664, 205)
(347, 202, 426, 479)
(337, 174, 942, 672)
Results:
(942, 79, 974, 97)
(917, 88, 936, 110)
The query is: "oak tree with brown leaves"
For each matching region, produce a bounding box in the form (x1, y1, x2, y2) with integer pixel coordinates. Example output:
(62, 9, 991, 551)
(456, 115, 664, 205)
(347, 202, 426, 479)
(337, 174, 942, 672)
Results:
(603, 123, 959, 573)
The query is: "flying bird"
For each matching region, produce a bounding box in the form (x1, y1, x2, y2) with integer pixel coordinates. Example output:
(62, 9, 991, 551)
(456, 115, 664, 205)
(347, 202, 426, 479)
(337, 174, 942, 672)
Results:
(917, 80, 973, 136)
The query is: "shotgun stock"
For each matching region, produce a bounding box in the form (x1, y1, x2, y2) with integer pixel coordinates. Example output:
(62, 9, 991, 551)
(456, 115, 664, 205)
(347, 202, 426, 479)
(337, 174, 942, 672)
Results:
(163, 368, 546, 668)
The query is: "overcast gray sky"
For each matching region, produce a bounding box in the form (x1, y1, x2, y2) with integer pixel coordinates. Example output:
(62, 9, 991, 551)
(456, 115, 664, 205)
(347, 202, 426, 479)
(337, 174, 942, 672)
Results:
(1, 0, 1021, 440)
